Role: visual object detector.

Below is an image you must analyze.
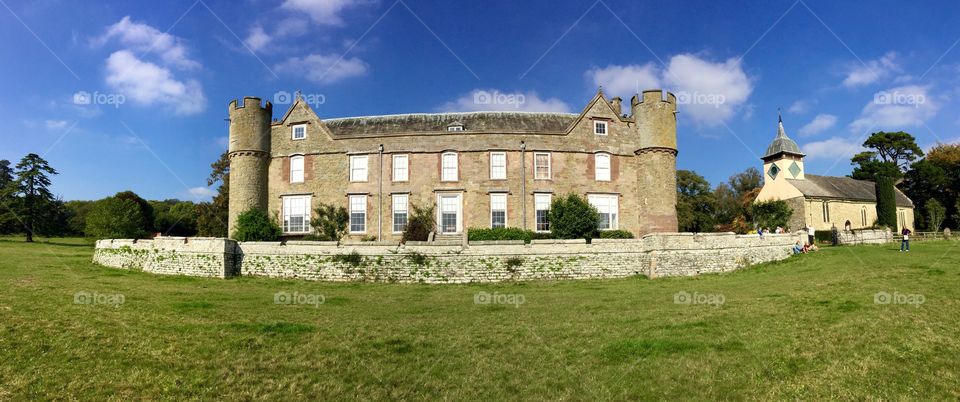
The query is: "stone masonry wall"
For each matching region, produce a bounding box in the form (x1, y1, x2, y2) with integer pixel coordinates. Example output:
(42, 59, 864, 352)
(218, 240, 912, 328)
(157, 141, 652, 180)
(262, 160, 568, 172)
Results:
(93, 232, 803, 283)
(836, 229, 893, 245)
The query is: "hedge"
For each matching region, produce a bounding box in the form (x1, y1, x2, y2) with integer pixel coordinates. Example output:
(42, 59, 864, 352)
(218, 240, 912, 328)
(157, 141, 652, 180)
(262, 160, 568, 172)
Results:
(599, 230, 634, 239)
(467, 227, 554, 243)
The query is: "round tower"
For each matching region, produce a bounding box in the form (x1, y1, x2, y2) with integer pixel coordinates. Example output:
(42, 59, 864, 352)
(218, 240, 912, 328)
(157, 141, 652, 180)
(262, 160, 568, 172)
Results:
(227, 97, 272, 237)
(631, 89, 679, 234)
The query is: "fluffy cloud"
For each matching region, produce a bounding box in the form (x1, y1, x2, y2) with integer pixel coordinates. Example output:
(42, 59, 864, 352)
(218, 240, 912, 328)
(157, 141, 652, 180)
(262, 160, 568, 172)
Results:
(186, 186, 217, 200)
(275, 53, 368, 83)
(848, 85, 938, 133)
(798, 114, 837, 137)
(281, 0, 371, 26)
(437, 89, 571, 113)
(244, 26, 272, 52)
(105, 50, 206, 115)
(787, 99, 813, 114)
(45, 119, 69, 130)
(95, 16, 199, 70)
(842, 52, 899, 88)
(585, 54, 753, 127)
(802, 137, 864, 161)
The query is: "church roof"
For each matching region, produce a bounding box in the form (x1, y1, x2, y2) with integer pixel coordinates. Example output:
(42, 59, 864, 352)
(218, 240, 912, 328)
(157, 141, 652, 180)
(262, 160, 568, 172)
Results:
(787, 174, 913, 207)
(763, 116, 804, 159)
(322, 111, 578, 137)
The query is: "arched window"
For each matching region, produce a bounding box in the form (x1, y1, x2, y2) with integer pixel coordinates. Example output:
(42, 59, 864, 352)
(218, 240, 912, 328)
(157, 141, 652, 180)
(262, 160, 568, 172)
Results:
(290, 155, 304, 183)
(441, 152, 458, 181)
(595, 153, 611, 181)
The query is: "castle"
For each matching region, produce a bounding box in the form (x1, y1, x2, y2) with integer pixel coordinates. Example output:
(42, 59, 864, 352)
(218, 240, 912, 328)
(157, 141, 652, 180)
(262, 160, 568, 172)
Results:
(226, 89, 679, 241)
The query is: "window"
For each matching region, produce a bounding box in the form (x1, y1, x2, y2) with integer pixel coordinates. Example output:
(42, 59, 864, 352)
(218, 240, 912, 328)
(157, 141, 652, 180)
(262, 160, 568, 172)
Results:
(534, 152, 551, 180)
(392, 194, 408, 233)
(392, 154, 408, 182)
(490, 152, 506, 180)
(822, 202, 830, 223)
(289, 155, 304, 183)
(349, 195, 366, 233)
(535, 193, 551, 232)
(862, 208, 867, 226)
(490, 194, 507, 228)
(441, 152, 458, 181)
(594, 120, 607, 135)
(448, 125, 463, 132)
(292, 124, 306, 140)
(281, 195, 311, 233)
(350, 155, 368, 182)
(595, 153, 610, 181)
(588, 194, 619, 230)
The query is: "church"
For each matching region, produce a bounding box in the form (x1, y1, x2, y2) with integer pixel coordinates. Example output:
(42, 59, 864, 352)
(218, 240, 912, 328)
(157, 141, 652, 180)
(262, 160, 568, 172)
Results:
(755, 116, 915, 232)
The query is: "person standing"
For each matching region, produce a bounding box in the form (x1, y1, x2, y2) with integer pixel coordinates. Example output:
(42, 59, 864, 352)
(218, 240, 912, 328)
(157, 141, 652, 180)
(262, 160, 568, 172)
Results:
(807, 225, 815, 246)
(901, 227, 912, 252)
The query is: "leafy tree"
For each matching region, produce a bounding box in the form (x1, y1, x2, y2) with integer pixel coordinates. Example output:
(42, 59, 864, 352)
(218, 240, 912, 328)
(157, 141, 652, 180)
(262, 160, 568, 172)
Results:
(85, 196, 151, 239)
(0, 159, 16, 234)
(548, 193, 600, 240)
(748, 200, 793, 230)
(676, 170, 717, 232)
(925, 199, 946, 231)
(712, 183, 739, 226)
(875, 176, 898, 229)
(232, 208, 281, 241)
(729, 167, 762, 197)
(197, 151, 229, 237)
(63, 200, 96, 236)
(851, 131, 923, 180)
(310, 202, 349, 241)
(402, 203, 435, 242)
(152, 199, 198, 236)
(12, 154, 58, 242)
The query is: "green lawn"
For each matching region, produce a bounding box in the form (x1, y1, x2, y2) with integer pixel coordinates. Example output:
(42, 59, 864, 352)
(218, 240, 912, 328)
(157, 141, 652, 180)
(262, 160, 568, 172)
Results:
(1, 237, 959, 400)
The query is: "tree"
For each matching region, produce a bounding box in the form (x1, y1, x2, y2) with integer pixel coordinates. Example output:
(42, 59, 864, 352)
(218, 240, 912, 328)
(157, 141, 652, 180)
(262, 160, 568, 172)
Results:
(197, 151, 229, 237)
(549, 193, 600, 240)
(402, 202, 434, 242)
(310, 202, 349, 241)
(925, 199, 946, 231)
(85, 196, 151, 239)
(712, 183, 739, 228)
(115, 191, 155, 233)
(676, 170, 717, 232)
(851, 131, 923, 181)
(729, 167, 762, 197)
(875, 176, 898, 229)
(152, 199, 198, 236)
(748, 200, 793, 230)
(232, 208, 281, 241)
(12, 154, 58, 242)
(63, 200, 96, 236)
(0, 159, 16, 234)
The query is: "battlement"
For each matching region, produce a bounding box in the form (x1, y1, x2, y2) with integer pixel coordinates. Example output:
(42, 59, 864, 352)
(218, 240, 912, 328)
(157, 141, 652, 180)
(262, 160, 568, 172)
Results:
(640, 89, 677, 105)
(229, 96, 273, 113)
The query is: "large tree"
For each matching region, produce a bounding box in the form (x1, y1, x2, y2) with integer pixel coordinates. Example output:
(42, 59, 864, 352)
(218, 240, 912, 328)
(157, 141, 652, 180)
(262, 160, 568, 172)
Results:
(12, 154, 58, 242)
(902, 143, 960, 230)
(197, 151, 229, 237)
(676, 169, 717, 232)
(0, 159, 16, 234)
(851, 131, 923, 181)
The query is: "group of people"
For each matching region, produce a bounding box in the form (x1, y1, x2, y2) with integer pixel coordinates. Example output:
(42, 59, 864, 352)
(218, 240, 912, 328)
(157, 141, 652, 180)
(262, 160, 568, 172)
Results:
(756, 226, 787, 237)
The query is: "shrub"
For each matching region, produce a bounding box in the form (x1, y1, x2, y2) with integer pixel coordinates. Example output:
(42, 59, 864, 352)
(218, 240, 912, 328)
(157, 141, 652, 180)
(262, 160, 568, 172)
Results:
(402, 203, 435, 243)
(549, 194, 600, 240)
(312, 202, 349, 241)
(599, 230, 633, 239)
(748, 200, 792, 230)
(232, 208, 281, 242)
(468, 227, 535, 243)
(84, 196, 151, 239)
(333, 251, 363, 267)
(875, 176, 898, 230)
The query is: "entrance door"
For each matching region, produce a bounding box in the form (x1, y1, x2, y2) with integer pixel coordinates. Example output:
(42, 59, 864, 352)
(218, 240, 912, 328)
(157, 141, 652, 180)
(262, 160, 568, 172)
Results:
(437, 194, 462, 234)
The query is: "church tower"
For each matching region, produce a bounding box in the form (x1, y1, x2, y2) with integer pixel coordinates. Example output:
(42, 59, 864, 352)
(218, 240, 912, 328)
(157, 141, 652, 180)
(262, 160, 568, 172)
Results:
(761, 114, 805, 183)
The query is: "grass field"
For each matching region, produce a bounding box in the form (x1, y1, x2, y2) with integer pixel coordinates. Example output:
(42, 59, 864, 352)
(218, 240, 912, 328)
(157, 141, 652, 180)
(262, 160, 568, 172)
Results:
(1, 237, 959, 400)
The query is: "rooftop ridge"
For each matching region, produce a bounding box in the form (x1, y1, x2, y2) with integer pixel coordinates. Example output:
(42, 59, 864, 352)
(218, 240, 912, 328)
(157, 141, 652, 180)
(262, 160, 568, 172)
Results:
(323, 110, 579, 122)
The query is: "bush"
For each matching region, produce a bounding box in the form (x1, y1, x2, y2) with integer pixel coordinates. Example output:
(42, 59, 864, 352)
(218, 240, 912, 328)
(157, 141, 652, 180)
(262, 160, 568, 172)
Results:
(599, 230, 633, 239)
(549, 194, 600, 240)
(312, 202, 349, 241)
(85, 197, 151, 239)
(402, 203, 434, 243)
(748, 200, 792, 230)
(232, 208, 281, 242)
(468, 227, 536, 243)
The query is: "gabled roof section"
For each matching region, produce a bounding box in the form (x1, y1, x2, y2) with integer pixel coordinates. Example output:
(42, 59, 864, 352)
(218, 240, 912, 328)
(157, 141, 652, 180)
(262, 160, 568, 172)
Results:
(562, 88, 633, 133)
(275, 95, 321, 125)
(787, 174, 913, 207)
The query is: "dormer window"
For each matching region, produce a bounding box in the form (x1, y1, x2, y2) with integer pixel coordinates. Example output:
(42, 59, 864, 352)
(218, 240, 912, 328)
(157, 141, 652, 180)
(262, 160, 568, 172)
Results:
(292, 124, 307, 140)
(594, 121, 607, 135)
(447, 122, 464, 132)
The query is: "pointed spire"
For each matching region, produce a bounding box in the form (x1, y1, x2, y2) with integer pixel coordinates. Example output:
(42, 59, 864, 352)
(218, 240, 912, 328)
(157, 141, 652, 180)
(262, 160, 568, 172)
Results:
(776, 112, 787, 138)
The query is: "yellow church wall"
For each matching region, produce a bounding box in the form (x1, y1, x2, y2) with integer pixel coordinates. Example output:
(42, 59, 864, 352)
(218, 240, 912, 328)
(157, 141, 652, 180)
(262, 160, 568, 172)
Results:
(802, 199, 915, 232)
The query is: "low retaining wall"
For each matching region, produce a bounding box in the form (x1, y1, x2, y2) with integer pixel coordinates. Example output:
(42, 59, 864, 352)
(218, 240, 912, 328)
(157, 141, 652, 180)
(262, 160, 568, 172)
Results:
(836, 229, 893, 245)
(93, 232, 804, 283)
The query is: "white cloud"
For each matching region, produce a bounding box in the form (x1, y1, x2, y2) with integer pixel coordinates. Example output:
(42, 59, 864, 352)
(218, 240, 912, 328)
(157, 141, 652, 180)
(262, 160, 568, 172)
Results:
(275, 53, 368, 83)
(437, 89, 571, 113)
(45, 119, 69, 130)
(787, 99, 813, 114)
(842, 52, 899, 88)
(186, 186, 216, 200)
(244, 26, 272, 52)
(849, 85, 938, 133)
(798, 114, 837, 137)
(105, 50, 206, 115)
(802, 137, 864, 161)
(585, 54, 753, 127)
(281, 0, 371, 26)
(95, 16, 199, 70)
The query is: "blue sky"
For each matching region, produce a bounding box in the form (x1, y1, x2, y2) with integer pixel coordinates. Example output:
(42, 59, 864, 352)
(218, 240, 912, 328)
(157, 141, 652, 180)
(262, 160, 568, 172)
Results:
(2, 0, 959, 201)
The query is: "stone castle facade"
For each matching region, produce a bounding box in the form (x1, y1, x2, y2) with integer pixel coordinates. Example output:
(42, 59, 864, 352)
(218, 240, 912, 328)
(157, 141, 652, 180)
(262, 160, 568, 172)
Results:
(227, 89, 679, 240)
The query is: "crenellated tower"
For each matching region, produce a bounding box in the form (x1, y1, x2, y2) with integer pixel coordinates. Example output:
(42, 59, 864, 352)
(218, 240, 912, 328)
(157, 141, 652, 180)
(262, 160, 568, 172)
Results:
(227, 97, 273, 237)
(631, 89, 679, 234)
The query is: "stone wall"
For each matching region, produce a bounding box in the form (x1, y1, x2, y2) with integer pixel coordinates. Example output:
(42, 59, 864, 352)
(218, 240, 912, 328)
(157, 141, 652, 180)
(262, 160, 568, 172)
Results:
(93, 232, 804, 283)
(836, 228, 893, 245)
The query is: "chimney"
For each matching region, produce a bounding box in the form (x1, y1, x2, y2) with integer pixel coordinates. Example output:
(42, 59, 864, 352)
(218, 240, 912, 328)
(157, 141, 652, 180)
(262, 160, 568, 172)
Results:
(610, 97, 622, 116)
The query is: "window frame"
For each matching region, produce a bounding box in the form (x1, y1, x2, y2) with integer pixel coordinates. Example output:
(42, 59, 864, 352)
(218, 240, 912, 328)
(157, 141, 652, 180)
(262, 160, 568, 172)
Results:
(392, 194, 408, 233)
(534, 193, 552, 232)
(588, 194, 619, 230)
(489, 151, 507, 180)
(289, 154, 304, 183)
(594, 120, 608, 135)
(291, 124, 307, 140)
(533, 152, 551, 180)
(281, 195, 311, 234)
(349, 155, 368, 182)
(392, 154, 409, 182)
(490, 193, 507, 228)
(595, 153, 611, 181)
(349, 194, 367, 234)
(441, 152, 458, 182)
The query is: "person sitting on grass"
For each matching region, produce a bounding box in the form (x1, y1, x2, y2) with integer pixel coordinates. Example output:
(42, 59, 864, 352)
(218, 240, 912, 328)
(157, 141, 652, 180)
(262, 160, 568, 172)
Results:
(793, 241, 805, 254)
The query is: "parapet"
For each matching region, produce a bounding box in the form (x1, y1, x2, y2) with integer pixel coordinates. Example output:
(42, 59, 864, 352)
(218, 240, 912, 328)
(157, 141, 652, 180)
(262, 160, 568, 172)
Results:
(640, 89, 677, 105)
(229, 96, 273, 113)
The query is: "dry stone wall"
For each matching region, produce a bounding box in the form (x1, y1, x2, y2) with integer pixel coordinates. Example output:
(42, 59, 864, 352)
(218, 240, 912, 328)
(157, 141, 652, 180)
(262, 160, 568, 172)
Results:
(836, 229, 893, 245)
(93, 232, 805, 283)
